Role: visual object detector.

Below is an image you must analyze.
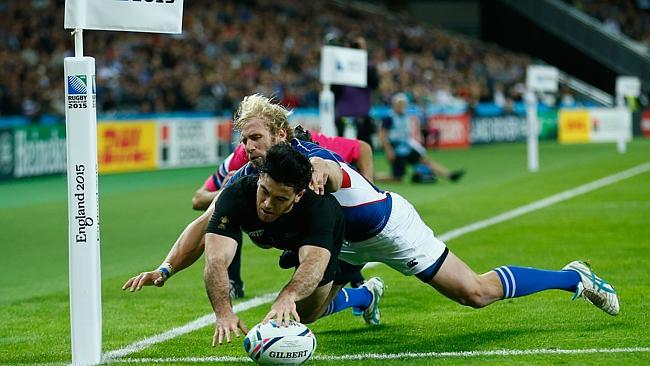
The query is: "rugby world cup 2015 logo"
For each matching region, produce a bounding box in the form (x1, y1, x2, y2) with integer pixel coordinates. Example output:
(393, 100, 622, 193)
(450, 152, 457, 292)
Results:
(68, 75, 86, 95)
(67, 75, 88, 109)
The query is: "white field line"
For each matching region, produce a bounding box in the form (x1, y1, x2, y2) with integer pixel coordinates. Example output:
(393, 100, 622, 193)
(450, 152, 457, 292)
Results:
(105, 347, 650, 363)
(102, 293, 277, 361)
(103, 162, 650, 363)
(438, 162, 650, 242)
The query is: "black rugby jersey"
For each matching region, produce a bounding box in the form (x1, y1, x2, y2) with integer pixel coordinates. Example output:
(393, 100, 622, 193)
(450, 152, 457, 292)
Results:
(207, 176, 345, 258)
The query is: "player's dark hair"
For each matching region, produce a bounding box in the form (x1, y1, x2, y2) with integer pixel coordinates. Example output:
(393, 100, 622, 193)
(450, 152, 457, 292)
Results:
(260, 143, 312, 193)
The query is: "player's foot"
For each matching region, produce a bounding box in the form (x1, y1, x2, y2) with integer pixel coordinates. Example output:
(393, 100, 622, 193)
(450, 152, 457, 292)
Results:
(361, 277, 384, 325)
(229, 280, 245, 300)
(563, 261, 619, 315)
(448, 169, 465, 182)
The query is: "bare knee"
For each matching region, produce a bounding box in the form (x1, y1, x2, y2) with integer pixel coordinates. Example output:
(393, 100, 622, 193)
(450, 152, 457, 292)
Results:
(457, 287, 492, 309)
(454, 277, 498, 309)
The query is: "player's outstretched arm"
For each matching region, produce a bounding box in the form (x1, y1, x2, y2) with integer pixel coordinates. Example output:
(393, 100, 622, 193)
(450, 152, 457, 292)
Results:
(192, 185, 218, 211)
(309, 157, 343, 195)
(263, 245, 330, 326)
(122, 192, 221, 291)
(204, 233, 248, 346)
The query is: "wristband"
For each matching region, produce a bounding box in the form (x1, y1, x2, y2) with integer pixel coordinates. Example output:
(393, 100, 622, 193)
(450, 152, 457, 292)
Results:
(158, 262, 174, 279)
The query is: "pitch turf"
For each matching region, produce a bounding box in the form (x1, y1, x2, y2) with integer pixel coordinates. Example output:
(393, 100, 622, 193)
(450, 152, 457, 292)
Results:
(1, 140, 649, 365)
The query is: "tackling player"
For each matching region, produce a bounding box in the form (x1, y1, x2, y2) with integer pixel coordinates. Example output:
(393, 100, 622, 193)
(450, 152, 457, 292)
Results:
(192, 129, 374, 211)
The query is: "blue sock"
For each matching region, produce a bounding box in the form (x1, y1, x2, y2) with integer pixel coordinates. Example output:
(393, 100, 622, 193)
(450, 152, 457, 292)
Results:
(321, 288, 372, 318)
(494, 266, 581, 299)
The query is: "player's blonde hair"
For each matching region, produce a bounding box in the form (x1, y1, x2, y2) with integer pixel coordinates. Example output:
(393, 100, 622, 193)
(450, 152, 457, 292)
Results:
(234, 94, 294, 139)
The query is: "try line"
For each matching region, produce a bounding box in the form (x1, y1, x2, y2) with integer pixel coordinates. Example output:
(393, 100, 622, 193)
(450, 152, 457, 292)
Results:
(103, 162, 650, 363)
(105, 347, 650, 363)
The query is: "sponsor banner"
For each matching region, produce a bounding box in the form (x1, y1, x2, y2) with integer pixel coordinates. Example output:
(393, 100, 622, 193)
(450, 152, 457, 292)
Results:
(559, 109, 590, 143)
(538, 109, 558, 140)
(559, 108, 632, 144)
(427, 114, 470, 149)
(98, 121, 157, 173)
(13, 125, 67, 178)
(470, 115, 527, 144)
(588, 108, 631, 142)
(158, 118, 219, 169)
(65, 0, 184, 34)
(320, 46, 367, 87)
(642, 110, 650, 137)
(0, 129, 14, 181)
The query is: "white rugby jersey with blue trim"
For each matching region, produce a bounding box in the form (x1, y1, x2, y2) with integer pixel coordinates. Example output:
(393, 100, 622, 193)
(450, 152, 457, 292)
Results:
(226, 139, 392, 242)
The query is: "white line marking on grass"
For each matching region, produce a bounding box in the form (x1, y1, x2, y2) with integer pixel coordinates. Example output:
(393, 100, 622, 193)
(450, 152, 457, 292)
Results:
(105, 347, 650, 363)
(104, 162, 650, 362)
(102, 293, 277, 362)
(439, 162, 650, 242)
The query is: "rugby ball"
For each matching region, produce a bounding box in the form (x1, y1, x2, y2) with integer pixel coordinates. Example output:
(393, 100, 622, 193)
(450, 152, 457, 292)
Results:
(244, 320, 316, 364)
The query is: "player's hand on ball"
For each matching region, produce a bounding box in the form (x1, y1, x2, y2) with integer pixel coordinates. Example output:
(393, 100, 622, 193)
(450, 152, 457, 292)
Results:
(213, 312, 248, 346)
(121, 270, 166, 292)
(263, 294, 300, 327)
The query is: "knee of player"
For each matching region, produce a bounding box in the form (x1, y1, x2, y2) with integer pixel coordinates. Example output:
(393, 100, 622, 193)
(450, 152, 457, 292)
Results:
(457, 286, 492, 309)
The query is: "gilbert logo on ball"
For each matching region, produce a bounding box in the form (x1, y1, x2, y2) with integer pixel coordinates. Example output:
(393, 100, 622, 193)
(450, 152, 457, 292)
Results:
(244, 320, 317, 364)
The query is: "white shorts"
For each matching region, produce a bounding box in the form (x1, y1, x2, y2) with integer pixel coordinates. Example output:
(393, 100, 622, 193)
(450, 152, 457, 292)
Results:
(339, 193, 448, 277)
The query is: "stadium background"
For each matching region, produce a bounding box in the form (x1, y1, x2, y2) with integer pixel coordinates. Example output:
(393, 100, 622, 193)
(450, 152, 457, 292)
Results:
(1, 0, 649, 365)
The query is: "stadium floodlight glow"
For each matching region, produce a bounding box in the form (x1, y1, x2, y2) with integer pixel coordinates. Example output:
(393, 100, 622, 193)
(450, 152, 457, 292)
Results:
(63, 1, 184, 365)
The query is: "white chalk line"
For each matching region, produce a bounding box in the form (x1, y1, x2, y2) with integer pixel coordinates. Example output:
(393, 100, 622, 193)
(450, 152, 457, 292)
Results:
(105, 347, 650, 363)
(102, 293, 277, 361)
(104, 162, 650, 363)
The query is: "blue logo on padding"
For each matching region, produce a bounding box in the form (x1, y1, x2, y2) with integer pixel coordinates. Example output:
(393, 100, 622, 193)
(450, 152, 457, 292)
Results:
(67, 75, 87, 95)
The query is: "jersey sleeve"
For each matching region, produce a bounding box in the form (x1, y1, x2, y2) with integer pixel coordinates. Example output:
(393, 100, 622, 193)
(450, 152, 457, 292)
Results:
(203, 174, 218, 192)
(223, 162, 256, 188)
(291, 138, 343, 164)
(312, 133, 360, 163)
(206, 181, 246, 245)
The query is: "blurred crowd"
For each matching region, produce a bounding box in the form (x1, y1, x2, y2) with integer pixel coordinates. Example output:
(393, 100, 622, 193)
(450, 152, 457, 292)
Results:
(570, 0, 650, 46)
(0, 0, 532, 120)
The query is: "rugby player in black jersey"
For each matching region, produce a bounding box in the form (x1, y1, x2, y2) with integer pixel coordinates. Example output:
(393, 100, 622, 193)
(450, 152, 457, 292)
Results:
(204, 143, 381, 346)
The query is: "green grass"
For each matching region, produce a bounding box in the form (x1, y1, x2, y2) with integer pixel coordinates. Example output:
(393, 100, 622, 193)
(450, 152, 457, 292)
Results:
(1, 140, 649, 365)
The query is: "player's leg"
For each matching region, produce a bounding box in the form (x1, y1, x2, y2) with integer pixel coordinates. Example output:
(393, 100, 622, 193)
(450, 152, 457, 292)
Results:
(409, 140, 464, 182)
(426, 252, 619, 315)
(424, 250, 503, 308)
(298, 261, 383, 325)
(319, 261, 383, 325)
(296, 282, 336, 324)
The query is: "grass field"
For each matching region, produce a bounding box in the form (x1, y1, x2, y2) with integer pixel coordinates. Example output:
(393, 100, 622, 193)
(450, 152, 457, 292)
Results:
(1, 139, 649, 365)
